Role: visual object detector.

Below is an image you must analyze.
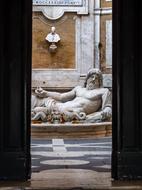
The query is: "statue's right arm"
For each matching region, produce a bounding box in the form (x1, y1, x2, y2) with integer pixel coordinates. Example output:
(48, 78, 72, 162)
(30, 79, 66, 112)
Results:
(35, 87, 76, 102)
(47, 88, 76, 102)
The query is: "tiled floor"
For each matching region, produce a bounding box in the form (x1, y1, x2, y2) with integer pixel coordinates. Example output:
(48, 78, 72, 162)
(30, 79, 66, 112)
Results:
(31, 137, 112, 173)
(1, 138, 142, 189)
(30, 137, 112, 189)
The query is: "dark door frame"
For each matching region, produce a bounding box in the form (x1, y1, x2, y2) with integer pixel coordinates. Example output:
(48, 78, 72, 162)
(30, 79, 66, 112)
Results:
(0, 1, 32, 180)
(112, 0, 142, 179)
(0, 0, 142, 180)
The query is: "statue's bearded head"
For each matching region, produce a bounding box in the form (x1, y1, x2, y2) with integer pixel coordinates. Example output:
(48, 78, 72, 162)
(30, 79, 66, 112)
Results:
(85, 68, 103, 90)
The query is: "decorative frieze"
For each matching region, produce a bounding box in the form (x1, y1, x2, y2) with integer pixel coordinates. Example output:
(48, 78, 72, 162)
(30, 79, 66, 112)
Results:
(33, 0, 83, 6)
(33, 0, 88, 20)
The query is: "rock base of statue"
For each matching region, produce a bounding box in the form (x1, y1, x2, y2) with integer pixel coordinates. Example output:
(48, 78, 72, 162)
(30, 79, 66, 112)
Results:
(31, 122, 112, 139)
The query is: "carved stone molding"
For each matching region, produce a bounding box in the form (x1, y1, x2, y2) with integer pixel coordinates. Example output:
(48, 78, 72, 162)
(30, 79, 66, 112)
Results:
(33, 0, 88, 20)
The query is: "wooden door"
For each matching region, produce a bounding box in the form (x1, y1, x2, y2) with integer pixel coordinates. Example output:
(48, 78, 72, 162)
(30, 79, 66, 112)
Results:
(0, 0, 32, 180)
(112, 0, 142, 179)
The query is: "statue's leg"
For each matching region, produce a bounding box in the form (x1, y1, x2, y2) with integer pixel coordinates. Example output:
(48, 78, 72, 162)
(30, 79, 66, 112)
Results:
(31, 111, 47, 122)
(31, 95, 38, 109)
(33, 107, 49, 114)
(85, 112, 103, 123)
(31, 95, 46, 109)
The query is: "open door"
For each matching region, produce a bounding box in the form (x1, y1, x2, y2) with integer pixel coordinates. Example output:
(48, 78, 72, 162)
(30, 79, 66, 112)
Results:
(0, 0, 32, 180)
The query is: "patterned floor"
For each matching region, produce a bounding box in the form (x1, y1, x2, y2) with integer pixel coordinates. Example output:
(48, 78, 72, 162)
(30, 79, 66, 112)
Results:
(31, 137, 112, 173)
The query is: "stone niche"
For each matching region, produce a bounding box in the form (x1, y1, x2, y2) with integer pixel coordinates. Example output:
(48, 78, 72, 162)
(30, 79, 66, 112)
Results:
(32, 12, 76, 70)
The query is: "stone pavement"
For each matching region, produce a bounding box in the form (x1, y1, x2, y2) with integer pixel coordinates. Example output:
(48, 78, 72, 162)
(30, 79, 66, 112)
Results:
(31, 137, 111, 173)
(1, 137, 142, 189)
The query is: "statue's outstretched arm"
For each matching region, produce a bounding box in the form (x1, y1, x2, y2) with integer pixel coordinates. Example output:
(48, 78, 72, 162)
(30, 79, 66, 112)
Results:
(35, 87, 76, 102)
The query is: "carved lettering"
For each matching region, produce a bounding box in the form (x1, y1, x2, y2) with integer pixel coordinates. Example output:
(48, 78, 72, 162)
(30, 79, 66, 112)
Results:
(33, 0, 83, 6)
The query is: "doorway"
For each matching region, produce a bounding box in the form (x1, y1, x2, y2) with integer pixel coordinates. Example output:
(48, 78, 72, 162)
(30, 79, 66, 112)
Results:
(31, 1, 112, 187)
(0, 0, 142, 182)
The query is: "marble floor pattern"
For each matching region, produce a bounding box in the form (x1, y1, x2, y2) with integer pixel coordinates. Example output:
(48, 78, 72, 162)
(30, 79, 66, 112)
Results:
(1, 137, 142, 189)
(31, 137, 112, 173)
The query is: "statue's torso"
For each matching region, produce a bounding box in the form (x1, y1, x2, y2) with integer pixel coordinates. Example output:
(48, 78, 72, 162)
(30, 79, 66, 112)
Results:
(57, 87, 107, 114)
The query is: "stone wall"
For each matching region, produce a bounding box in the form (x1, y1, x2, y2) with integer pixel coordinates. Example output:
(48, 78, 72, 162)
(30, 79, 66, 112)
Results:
(94, 0, 112, 87)
(32, 13, 76, 69)
(32, 0, 95, 90)
(94, 0, 112, 72)
(100, 0, 112, 74)
(100, 14, 112, 74)
(32, 0, 112, 89)
(101, 0, 112, 8)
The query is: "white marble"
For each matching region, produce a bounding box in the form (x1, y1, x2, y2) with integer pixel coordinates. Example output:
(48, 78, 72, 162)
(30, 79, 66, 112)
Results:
(32, 0, 96, 89)
(106, 20, 112, 68)
(32, 121, 111, 127)
(94, 7, 112, 15)
(32, 158, 39, 160)
(31, 144, 52, 148)
(32, 0, 112, 90)
(94, 0, 100, 69)
(32, 70, 81, 89)
(45, 27, 60, 43)
(41, 159, 89, 165)
(78, 14, 95, 75)
(52, 139, 64, 146)
(103, 74, 112, 88)
(33, 0, 83, 6)
(52, 139, 67, 152)
(80, 146, 111, 148)
(31, 151, 111, 157)
(32, 69, 112, 124)
(33, 0, 88, 20)
(32, 166, 39, 168)
(94, 165, 111, 169)
(90, 157, 110, 160)
(94, 0, 112, 70)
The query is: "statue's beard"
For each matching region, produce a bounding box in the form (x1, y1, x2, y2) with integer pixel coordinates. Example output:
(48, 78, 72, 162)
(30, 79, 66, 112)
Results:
(87, 82, 98, 90)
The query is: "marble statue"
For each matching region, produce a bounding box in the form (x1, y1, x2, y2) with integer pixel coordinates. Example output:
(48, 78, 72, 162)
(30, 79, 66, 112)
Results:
(31, 68, 112, 123)
(45, 26, 60, 53)
(45, 26, 60, 43)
